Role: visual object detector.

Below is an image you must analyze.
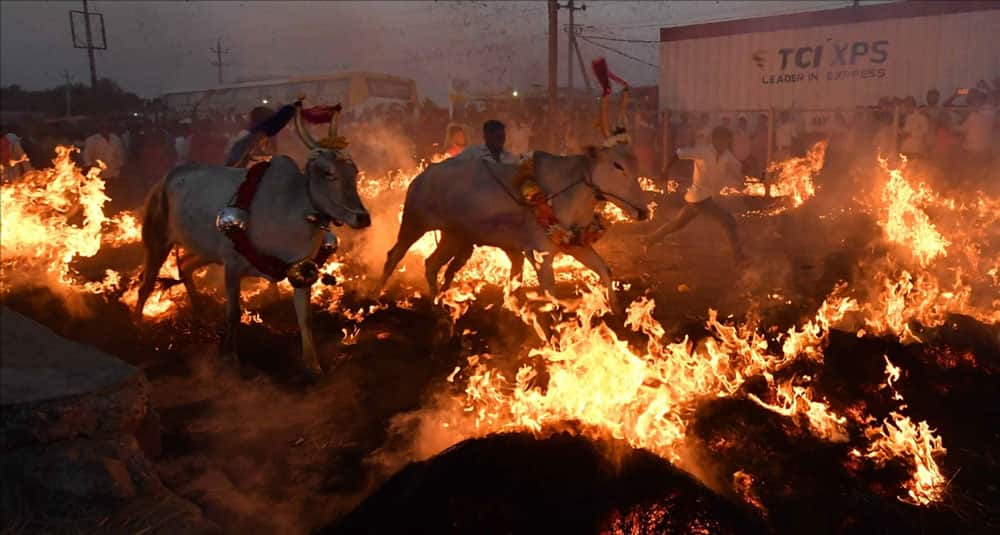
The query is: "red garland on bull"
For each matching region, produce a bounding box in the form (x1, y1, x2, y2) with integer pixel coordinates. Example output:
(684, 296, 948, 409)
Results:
(216, 160, 337, 287)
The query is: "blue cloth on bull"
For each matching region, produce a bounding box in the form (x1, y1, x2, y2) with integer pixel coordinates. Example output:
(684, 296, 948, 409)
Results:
(224, 104, 295, 167)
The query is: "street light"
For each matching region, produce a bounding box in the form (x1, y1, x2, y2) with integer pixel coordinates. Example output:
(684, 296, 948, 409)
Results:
(261, 98, 269, 104)
(512, 90, 519, 98)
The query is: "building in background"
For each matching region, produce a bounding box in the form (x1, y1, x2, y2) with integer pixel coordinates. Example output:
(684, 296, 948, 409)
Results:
(657, 1, 1000, 170)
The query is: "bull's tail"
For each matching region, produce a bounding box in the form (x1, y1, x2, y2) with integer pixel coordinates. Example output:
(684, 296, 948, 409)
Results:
(141, 177, 171, 250)
(134, 175, 174, 319)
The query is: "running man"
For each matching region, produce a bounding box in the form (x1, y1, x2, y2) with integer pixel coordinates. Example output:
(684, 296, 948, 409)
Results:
(648, 126, 746, 263)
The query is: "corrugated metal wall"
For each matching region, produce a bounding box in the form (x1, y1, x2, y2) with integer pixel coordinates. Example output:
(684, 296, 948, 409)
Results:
(659, 9, 1000, 111)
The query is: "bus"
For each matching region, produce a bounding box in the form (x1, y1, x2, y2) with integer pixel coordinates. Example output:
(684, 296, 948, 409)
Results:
(161, 71, 418, 119)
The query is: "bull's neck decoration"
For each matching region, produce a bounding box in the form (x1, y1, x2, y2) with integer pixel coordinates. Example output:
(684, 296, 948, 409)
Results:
(216, 161, 338, 287)
(513, 157, 607, 251)
(215, 97, 347, 287)
(508, 57, 632, 250)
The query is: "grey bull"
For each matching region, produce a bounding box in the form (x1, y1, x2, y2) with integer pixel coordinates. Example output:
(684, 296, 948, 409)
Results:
(381, 144, 649, 306)
(134, 105, 371, 377)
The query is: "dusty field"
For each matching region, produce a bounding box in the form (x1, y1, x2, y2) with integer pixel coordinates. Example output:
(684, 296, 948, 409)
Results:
(3, 152, 999, 534)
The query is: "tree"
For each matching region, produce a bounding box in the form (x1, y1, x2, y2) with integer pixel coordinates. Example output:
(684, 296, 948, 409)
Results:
(0, 78, 145, 117)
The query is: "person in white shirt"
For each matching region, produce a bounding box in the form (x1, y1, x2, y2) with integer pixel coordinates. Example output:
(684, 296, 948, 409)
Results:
(872, 111, 896, 159)
(693, 113, 712, 147)
(452, 120, 519, 164)
(775, 111, 799, 160)
(900, 96, 931, 157)
(958, 90, 995, 155)
(732, 116, 751, 164)
(82, 122, 126, 179)
(174, 124, 192, 166)
(649, 126, 745, 263)
(957, 89, 995, 183)
(2, 128, 33, 182)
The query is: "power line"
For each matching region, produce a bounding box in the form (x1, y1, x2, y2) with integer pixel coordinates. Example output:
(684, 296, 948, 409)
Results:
(578, 35, 657, 69)
(581, 34, 659, 44)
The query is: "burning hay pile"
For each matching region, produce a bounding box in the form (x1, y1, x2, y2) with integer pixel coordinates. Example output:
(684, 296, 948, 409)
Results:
(2, 147, 998, 534)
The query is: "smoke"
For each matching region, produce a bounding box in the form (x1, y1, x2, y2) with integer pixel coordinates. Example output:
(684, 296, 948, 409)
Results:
(332, 122, 438, 292)
(155, 347, 374, 534)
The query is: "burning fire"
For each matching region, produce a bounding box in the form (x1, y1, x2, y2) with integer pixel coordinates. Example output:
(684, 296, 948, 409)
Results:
(766, 140, 827, 208)
(855, 356, 947, 506)
(1, 147, 141, 302)
(454, 290, 859, 464)
(720, 141, 828, 213)
(877, 156, 948, 267)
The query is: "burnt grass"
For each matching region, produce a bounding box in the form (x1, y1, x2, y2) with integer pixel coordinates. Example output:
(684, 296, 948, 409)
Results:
(3, 239, 999, 535)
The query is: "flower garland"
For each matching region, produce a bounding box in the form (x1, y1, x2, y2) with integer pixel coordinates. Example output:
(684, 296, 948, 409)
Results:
(515, 158, 607, 250)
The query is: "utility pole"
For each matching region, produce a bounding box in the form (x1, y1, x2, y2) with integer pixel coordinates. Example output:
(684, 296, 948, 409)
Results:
(572, 29, 592, 93)
(69, 0, 107, 89)
(62, 70, 74, 117)
(559, 0, 586, 90)
(210, 39, 230, 86)
(82, 0, 97, 88)
(548, 0, 558, 117)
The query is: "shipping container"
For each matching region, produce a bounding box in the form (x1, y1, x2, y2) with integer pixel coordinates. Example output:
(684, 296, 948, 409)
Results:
(658, 1, 1000, 113)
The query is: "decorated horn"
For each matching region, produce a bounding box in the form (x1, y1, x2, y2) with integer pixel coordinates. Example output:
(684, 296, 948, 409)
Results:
(294, 100, 320, 150)
(598, 94, 611, 138)
(616, 86, 630, 133)
(328, 103, 343, 138)
(592, 57, 630, 136)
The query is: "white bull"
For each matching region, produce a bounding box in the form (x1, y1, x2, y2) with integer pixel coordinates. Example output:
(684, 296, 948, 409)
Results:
(381, 143, 648, 307)
(134, 105, 370, 378)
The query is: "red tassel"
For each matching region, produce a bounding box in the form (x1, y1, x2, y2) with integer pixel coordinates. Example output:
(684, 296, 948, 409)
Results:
(591, 57, 629, 96)
(592, 58, 611, 96)
(300, 105, 340, 124)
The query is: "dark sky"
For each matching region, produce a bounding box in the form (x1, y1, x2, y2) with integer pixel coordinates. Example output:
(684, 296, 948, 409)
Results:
(1, 1, 856, 102)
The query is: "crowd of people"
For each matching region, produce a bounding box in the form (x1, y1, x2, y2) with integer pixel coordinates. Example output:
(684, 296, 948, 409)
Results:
(665, 79, 1000, 187)
(2, 77, 997, 211)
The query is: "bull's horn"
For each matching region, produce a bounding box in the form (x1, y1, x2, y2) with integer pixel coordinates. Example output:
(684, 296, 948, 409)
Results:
(598, 94, 611, 138)
(616, 86, 630, 133)
(294, 102, 320, 150)
(329, 103, 343, 138)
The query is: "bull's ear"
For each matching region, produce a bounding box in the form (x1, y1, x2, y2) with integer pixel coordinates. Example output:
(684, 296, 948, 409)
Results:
(584, 145, 600, 159)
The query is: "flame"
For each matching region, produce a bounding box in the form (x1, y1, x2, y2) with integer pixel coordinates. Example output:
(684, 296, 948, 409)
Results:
(1, 147, 138, 289)
(863, 412, 947, 505)
(877, 156, 948, 267)
(732, 470, 767, 514)
(748, 379, 848, 442)
(454, 288, 859, 466)
(860, 156, 1000, 340)
(1, 146, 145, 317)
(847, 356, 947, 506)
(766, 141, 827, 208)
(719, 142, 827, 214)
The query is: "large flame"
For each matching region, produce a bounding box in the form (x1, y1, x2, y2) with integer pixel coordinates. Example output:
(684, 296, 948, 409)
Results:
(1, 147, 141, 306)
